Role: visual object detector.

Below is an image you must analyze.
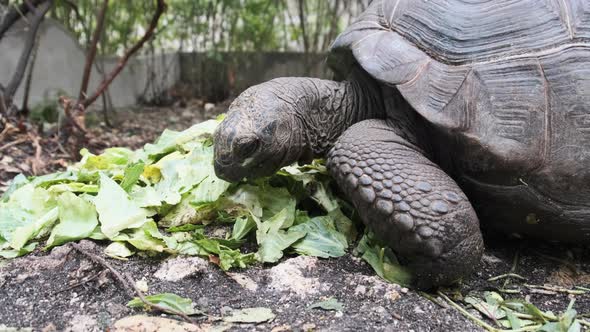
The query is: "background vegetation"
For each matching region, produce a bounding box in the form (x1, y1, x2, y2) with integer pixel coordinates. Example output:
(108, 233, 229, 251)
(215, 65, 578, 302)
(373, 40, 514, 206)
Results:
(47, 0, 371, 55)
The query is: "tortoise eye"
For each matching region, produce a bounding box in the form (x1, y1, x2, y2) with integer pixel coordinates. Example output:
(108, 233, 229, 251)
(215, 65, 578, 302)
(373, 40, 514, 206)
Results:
(234, 136, 259, 158)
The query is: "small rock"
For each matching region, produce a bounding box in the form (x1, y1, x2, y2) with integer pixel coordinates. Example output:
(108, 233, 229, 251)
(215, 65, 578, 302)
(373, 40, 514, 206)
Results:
(413, 306, 426, 314)
(41, 323, 57, 332)
(197, 297, 209, 308)
(271, 325, 291, 332)
(181, 109, 193, 118)
(111, 315, 201, 332)
(154, 256, 208, 281)
(204, 103, 215, 113)
(354, 285, 367, 296)
(65, 314, 98, 332)
(106, 303, 128, 316)
(220, 306, 233, 316)
(212, 228, 227, 238)
(226, 272, 258, 291)
(351, 275, 402, 301)
(268, 256, 323, 297)
(302, 323, 316, 331)
(375, 306, 392, 320)
(135, 278, 149, 293)
(482, 253, 503, 265)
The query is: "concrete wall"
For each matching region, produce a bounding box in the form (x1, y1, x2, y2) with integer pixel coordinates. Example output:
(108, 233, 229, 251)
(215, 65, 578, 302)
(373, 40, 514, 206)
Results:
(0, 18, 180, 109)
(179, 52, 331, 102)
(0, 17, 334, 109)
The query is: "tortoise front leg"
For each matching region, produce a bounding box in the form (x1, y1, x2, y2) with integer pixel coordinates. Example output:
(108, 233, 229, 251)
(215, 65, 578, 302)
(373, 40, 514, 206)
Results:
(328, 119, 484, 288)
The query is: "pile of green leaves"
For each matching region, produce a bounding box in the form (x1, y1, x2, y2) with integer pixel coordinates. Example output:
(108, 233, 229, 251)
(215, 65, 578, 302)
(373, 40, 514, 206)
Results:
(464, 291, 583, 331)
(0, 117, 370, 271)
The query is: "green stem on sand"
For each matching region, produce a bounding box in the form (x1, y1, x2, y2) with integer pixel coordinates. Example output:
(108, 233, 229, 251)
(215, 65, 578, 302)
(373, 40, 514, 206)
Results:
(437, 291, 542, 332)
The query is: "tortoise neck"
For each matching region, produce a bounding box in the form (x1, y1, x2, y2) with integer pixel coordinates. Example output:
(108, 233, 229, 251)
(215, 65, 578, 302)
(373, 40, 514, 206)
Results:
(289, 74, 385, 158)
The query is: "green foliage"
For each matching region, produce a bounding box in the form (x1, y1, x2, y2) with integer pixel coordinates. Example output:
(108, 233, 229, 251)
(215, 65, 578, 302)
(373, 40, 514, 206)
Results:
(463, 292, 584, 331)
(0, 118, 358, 273)
(29, 99, 60, 124)
(51, 0, 160, 54)
(355, 231, 413, 287)
(50, 0, 369, 54)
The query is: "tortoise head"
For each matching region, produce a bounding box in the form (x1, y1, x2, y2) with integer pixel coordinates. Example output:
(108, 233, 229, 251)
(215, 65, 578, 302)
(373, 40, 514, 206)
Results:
(214, 83, 305, 182)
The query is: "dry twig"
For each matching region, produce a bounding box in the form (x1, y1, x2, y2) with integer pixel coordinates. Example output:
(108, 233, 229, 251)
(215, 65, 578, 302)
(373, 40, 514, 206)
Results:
(0, 136, 28, 152)
(28, 132, 43, 174)
(70, 242, 196, 324)
(50, 270, 106, 296)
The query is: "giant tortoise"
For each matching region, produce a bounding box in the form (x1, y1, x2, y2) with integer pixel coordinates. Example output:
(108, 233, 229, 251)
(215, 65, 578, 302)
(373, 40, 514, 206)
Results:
(213, 0, 590, 288)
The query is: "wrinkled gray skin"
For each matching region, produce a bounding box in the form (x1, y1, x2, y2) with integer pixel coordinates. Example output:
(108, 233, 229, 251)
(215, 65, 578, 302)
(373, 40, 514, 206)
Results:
(214, 0, 590, 288)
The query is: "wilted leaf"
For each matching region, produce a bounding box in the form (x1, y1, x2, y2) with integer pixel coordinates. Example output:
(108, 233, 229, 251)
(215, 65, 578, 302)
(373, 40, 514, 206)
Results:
(127, 293, 200, 316)
(356, 232, 412, 286)
(464, 295, 506, 321)
(308, 298, 344, 311)
(222, 307, 275, 323)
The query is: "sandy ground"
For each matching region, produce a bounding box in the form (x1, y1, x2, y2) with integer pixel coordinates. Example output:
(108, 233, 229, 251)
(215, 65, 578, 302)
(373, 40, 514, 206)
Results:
(0, 238, 588, 331)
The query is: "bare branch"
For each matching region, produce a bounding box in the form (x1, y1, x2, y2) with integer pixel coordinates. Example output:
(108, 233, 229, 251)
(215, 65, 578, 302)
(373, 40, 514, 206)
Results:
(3, 0, 52, 112)
(21, 28, 41, 113)
(297, 0, 309, 54)
(78, 0, 108, 101)
(82, 0, 167, 108)
(0, 0, 46, 41)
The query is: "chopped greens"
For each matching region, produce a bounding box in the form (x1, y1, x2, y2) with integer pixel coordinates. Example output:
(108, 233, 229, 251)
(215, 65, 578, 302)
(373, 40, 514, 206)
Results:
(0, 118, 365, 275)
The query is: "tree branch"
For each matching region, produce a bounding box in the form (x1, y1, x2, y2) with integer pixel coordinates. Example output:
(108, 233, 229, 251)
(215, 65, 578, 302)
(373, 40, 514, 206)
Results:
(0, 0, 46, 41)
(21, 27, 41, 113)
(297, 0, 309, 54)
(3, 0, 52, 113)
(78, 0, 108, 101)
(81, 0, 167, 108)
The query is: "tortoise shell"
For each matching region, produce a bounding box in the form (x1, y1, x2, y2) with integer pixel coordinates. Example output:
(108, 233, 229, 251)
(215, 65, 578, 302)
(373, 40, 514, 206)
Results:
(330, 0, 590, 239)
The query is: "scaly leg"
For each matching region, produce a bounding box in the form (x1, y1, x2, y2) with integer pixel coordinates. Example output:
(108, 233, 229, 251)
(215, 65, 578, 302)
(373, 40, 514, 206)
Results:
(328, 119, 484, 288)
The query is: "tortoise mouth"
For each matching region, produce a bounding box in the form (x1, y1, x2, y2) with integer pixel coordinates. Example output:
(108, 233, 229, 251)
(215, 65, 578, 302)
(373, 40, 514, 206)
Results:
(214, 156, 274, 182)
(214, 160, 247, 182)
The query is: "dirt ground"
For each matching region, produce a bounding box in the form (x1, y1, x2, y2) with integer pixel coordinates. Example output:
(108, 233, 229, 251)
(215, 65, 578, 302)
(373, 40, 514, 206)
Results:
(1, 237, 588, 331)
(0, 104, 589, 331)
